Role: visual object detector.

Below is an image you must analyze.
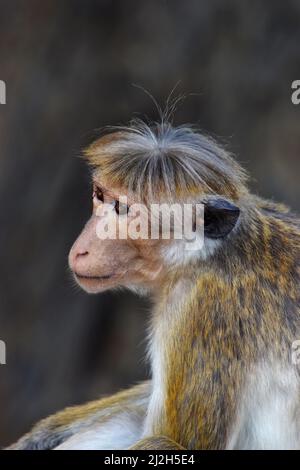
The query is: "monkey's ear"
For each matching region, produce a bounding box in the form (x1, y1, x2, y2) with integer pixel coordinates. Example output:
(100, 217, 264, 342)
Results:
(204, 198, 240, 239)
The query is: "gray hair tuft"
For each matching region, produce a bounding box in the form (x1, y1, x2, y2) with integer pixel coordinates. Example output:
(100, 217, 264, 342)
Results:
(85, 119, 248, 203)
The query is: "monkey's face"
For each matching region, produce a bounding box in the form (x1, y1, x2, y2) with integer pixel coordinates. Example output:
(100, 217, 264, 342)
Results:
(68, 182, 165, 294)
(69, 176, 241, 294)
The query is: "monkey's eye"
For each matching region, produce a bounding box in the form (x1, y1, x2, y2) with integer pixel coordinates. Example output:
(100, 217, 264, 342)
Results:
(114, 200, 129, 216)
(93, 186, 104, 203)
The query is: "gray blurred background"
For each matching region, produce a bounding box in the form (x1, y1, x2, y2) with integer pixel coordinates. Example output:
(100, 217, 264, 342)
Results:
(0, 0, 300, 447)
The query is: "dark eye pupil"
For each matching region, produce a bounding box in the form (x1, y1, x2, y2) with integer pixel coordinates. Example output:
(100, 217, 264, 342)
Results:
(95, 187, 103, 202)
(115, 200, 129, 215)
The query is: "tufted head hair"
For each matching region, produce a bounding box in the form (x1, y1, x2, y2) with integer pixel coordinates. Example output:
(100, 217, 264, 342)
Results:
(84, 119, 248, 204)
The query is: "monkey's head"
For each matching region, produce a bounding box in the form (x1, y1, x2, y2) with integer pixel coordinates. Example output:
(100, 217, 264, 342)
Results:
(69, 121, 248, 294)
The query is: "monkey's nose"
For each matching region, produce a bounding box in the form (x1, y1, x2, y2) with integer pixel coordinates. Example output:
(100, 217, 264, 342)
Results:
(68, 246, 89, 273)
(75, 250, 89, 260)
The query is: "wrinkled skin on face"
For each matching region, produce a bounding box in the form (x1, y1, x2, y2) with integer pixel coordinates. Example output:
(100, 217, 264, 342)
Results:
(68, 180, 166, 294)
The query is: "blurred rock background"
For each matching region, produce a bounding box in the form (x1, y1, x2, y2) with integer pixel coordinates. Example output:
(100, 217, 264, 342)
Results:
(0, 0, 299, 446)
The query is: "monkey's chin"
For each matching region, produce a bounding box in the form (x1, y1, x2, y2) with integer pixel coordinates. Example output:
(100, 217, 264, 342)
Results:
(74, 273, 116, 294)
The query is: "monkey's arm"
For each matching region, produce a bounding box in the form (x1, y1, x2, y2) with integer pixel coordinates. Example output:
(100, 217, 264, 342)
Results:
(129, 436, 185, 450)
(7, 381, 150, 450)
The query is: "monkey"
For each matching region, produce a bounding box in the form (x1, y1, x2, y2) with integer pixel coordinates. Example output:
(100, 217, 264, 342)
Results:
(8, 119, 300, 450)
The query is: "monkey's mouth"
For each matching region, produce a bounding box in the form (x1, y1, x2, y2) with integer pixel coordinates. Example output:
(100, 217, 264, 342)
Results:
(74, 273, 114, 282)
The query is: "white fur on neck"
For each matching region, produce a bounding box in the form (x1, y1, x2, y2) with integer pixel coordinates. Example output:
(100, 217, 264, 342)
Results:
(162, 237, 220, 267)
